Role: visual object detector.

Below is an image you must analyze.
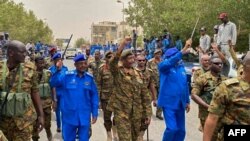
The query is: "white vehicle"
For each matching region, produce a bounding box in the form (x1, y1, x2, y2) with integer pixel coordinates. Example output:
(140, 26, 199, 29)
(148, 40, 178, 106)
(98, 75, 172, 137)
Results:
(65, 48, 77, 59)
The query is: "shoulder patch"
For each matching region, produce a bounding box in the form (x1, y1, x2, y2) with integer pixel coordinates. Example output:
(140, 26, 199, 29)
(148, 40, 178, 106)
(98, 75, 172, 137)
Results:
(86, 72, 93, 77)
(224, 78, 239, 86)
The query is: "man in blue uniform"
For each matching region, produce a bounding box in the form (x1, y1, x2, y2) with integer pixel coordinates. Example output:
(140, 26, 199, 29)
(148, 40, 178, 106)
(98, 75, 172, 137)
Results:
(49, 53, 68, 132)
(158, 39, 192, 141)
(50, 54, 99, 141)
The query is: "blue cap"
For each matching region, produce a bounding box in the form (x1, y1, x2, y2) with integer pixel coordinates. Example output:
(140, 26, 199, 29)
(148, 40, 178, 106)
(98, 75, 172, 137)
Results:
(164, 47, 179, 58)
(52, 53, 61, 60)
(73, 54, 86, 62)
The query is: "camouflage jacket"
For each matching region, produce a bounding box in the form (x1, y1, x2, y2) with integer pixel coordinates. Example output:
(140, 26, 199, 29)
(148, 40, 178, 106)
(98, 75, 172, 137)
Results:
(107, 53, 152, 118)
(96, 63, 114, 100)
(88, 59, 105, 80)
(146, 58, 161, 87)
(0, 61, 38, 130)
(135, 67, 154, 95)
(208, 78, 250, 140)
(209, 77, 250, 125)
(192, 67, 209, 83)
(44, 57, 53, 69)
(37, 69, 52, 108)
(192, 71, 227, 119)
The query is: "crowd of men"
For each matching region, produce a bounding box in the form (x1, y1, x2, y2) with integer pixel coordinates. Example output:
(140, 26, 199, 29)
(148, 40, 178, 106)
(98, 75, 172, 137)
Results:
(0, 12, 250, 141)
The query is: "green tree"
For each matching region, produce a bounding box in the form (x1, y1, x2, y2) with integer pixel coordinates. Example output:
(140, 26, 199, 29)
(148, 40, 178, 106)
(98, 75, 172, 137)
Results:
(0, 0, 53, 44)
(125, 0, 250, 52)
(74, 38, 88, 48)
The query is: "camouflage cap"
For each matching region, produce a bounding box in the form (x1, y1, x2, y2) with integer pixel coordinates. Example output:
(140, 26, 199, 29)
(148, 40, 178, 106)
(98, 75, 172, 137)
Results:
(105, 51, 113, 58)
(154, 48, 162, 54)
(34, 54, 44, 62)
(121, 49, 133, 59)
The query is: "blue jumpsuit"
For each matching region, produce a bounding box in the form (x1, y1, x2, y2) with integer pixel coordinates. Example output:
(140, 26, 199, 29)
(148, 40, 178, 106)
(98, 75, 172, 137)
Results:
(49, 65, 68, 130)
(158, 52, 190, 141)
(50, 70, 99, 141)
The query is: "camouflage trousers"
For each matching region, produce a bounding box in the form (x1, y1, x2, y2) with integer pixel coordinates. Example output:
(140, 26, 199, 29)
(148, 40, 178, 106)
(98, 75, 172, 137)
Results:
(140, 118, 149, 131)
(114, 110, 141, 141)
(32, 106, 52, 140)
(0, 118, 33, 141)
(0, 130, 8, 141)
(156, 87, 162, 117)
(101, 100, 115, 131)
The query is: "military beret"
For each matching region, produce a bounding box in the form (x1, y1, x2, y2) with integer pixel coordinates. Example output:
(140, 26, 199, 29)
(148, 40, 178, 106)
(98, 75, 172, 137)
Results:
(218, 12, 228, 19)
(74, 54, 86, 62)
(154, 48, 162, 54)
(49, 47, 57, 53)
(105, 51, 113, 58)
(52, 53, 61, 60)
(200, 27, 206, 31)
(121, 49, 133, 59)
(164, 47, 179, 58)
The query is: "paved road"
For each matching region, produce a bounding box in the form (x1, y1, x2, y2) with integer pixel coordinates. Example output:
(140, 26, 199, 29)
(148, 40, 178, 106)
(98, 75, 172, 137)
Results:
(40, 59, 202, 141)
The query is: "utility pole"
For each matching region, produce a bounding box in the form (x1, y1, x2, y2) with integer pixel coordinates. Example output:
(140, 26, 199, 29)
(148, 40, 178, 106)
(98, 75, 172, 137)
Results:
(117, 0, 125, 38)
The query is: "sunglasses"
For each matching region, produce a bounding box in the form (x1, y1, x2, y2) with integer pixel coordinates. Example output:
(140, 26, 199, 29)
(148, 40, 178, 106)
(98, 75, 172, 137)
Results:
(106, 56, 112, 59)
(212, 62, 223, 65)
(138, 60, 146, 62)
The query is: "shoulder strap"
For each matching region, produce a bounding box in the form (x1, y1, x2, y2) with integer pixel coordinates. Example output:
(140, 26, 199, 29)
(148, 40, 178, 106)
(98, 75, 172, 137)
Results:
(17, 64, 23, 93)
(2, 61, 7, 91)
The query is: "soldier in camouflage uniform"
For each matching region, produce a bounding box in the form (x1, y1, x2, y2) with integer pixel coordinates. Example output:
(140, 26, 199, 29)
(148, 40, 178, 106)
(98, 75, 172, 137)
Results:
(192, 54, 211, 82)
(0, 40, 44, 141)
(135, 55, 157, 141)
(146, 48, 163, 120)
(44, 46, 57, 69)
(88, 50, 105, 81)
(86, 47, 94, 65)
(0, 130, 8, 141)
(32, 56, 53, 141)
(107, 37, 152, 141)
(192, 57, 227, 140)
(96, 51, 118, 141)
(203, 51, 250, 141)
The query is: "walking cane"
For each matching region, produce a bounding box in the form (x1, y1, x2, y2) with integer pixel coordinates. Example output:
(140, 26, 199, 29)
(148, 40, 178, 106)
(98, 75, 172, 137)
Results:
(190, 17, 200, 39)
(147, 127, 149, 141)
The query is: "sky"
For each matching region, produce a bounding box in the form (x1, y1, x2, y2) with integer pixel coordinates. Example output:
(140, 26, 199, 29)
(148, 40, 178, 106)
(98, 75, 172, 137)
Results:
(13, 0, 129, 42)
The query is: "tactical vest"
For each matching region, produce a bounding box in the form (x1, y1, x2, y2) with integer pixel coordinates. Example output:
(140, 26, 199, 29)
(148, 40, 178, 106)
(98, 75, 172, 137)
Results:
(200, 74, 225, 105)
(0, 61, 32, 117)
(200, 79, 216, 104)
(38, 70, 51, 99)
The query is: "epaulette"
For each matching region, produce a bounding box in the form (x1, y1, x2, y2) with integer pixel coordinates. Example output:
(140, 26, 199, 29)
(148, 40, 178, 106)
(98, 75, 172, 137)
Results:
(24, 61, 36, 69)
(86, 72, 93, 77)
(65, 71, 75, 75)
(147, 68, 153, 72)
(99, 64, 105, 69)
(224, 78, 239, 86)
